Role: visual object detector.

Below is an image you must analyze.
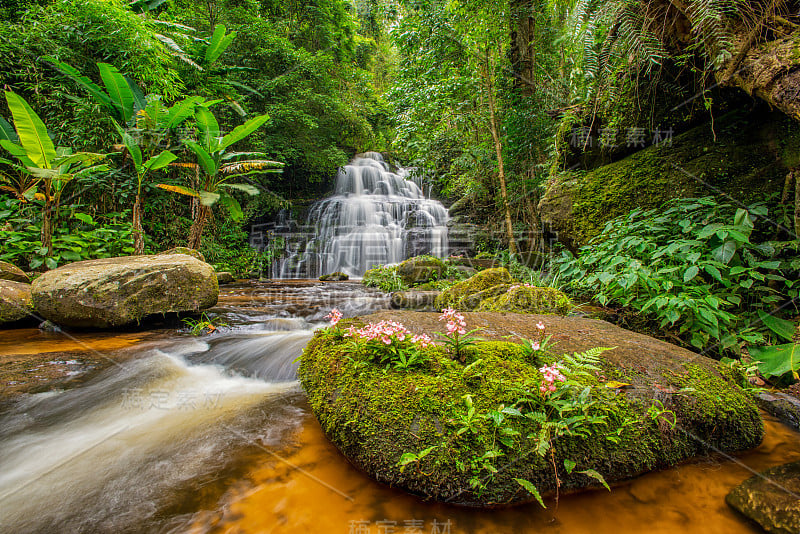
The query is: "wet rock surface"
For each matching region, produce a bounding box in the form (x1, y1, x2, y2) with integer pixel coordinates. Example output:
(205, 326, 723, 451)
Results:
(727, 460, 800, 534)
(0, 280, 34, 325)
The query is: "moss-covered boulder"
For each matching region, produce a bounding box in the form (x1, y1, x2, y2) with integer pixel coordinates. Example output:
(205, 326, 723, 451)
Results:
(31, 254, 218, 328)
(216, 272, 235, 285)
(539, 111, 800, 251)
(158, 247, 206, 262)
(0, 261, 29, 283)
(727, 461, 800, 534)
(436, 268, 514, 310)
(299, 311, 763, 507)
(477, 285, 573, 315)
(0, 280, 33, 324)
(396, 256, 446, 286)
(320, 272, 350, 281)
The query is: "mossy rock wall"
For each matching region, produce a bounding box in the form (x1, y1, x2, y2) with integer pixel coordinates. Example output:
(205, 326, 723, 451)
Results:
(539, 110, 800, 251)
(299, 311, 764, 507)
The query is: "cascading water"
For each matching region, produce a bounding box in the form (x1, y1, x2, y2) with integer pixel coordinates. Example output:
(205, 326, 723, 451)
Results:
(272, 152, 449, 279)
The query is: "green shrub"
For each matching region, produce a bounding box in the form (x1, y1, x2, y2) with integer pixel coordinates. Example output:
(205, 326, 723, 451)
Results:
(555, 197, 799, 353)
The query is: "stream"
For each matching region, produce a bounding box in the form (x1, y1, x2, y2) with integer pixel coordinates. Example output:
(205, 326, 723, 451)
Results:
(1, 281, 799, 533)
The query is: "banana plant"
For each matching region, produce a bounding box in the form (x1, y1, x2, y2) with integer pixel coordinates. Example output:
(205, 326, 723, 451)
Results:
(46, 58, 145, 127)
(0, 91, 106, 256)
(157, 105, 283, 249)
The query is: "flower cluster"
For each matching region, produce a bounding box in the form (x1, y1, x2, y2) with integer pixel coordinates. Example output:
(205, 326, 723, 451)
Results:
(345, 320, 433, 348)
(439, 308, 467, 336)
(325, 308, 343, 326)
(538, 363, 566, 394)
(509, 283, 537, 291)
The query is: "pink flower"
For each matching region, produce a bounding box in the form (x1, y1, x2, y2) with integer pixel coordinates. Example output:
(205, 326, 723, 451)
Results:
(530, 341, 541, 351)
(325, 308, 343, 326)
(536, 321, 545, 331)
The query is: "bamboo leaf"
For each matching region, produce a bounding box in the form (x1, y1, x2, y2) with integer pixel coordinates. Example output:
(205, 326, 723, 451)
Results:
(5, 91, 56, 169)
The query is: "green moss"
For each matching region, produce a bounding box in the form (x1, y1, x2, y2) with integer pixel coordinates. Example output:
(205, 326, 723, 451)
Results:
(396, 256, 447, 286)
(298, 328, 764, 506)
(436, 268, 514, 310)
(477, 285, 573, 315)
(544, 111, 800, 248)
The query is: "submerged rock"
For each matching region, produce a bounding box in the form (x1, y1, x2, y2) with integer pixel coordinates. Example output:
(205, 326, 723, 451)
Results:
(31, 255, 218, 328)
(0, 261, 29, 283)
(320, 272, 350, 282)
(0, 280, 33, 324)
(300, 311, 763, 507)
(727, 460, 800, 534)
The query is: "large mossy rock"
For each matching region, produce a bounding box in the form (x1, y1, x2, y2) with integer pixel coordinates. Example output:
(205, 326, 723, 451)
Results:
(299, 311, 763, 507)
(727, 461, 800, 534)
(157, 247, 206, 262)
(0, 261, 29, 283)
(539, 111, 800, 252)
(0, 280, 33, 324)
(436, 268, 514, 310)
(396, 256, 446, 286)
(31, 255, 218, 328)
(477, 285, 573, 315)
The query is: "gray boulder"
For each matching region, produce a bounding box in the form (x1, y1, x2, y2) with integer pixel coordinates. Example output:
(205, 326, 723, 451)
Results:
(0, 261, 29, 283)
(0, 280, 33, 324)
(727, 460, 800, 534)
(31, 255, 218, 328)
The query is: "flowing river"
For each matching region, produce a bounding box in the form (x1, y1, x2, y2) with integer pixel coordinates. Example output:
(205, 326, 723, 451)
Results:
(1, 281, 798, 533)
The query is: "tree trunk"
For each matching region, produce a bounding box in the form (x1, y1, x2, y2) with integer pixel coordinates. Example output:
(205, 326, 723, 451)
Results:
(509, 0, 536, 95)
(485, 50, 519, 254)
(188, 204, 211, 250)
(41, 198, 53, 257)
(132, 195, 145, 255)
(719, 33, 800, 122)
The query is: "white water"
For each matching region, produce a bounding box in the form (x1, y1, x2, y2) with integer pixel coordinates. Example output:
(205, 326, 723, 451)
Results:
(0, 335, 309, 533)
(279, 152, 449, 278)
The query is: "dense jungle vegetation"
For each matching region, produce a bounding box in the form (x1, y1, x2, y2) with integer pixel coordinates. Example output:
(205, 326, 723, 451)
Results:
(2, 0, 800, 378)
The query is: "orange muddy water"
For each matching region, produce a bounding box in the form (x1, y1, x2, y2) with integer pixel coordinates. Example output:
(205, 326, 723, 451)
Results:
(0, 281, 797, 534)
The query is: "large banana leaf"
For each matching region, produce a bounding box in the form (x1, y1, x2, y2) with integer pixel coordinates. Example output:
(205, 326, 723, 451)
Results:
(163, 96, 205, 129)
(218, 114, 270, 151)
(220, 183, 259, 195)
(157, 184, 199, 197)
(199, 191, 221, 206)
(217, 191, 243, 221)
(99, 63, 135, 124)
(5, 91, 56, 169)
(114, 124, 143, 170)
(757, 310, 796, 342)
(143, 150, 177, 172)
(219, 159, 284, 176)
(0, 139, 36, 168)
(205, 25, 237, 65)
(184, 140, 217, 176)
(45, 57, 117, 115)
(0, 115, 18, 143)
(194, 107, 220, 151)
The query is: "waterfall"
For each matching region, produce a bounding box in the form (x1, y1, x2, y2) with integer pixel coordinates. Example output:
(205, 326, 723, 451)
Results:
(266, 152, 449, 279)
